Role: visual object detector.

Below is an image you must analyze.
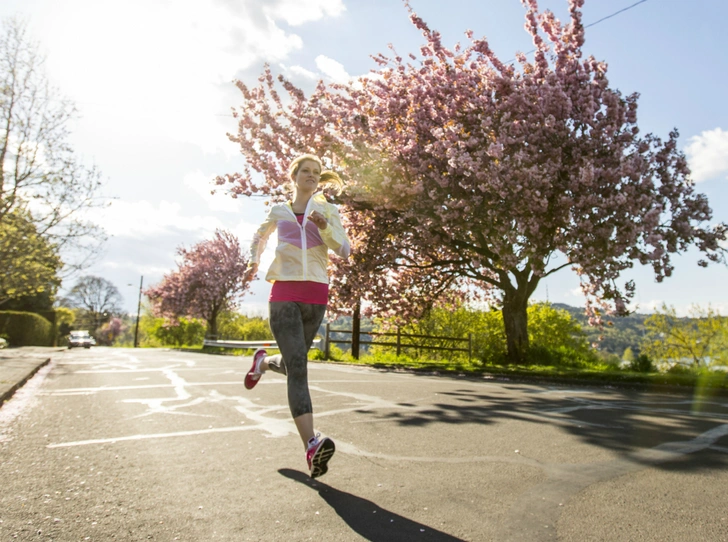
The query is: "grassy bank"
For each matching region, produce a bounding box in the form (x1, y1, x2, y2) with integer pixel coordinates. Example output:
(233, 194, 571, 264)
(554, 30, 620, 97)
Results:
(323, 352, 728, 394)
(176, 344, 728, 395)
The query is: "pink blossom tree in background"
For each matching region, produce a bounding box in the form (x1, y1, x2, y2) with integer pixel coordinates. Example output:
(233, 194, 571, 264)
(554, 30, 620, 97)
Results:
(145, 230, 251, 338)
(96, 317, 125, 346)
(217, 0, 726, 363)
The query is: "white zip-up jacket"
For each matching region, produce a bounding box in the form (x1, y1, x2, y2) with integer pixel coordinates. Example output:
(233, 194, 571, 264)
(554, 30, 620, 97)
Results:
(250, 193, 351, 284)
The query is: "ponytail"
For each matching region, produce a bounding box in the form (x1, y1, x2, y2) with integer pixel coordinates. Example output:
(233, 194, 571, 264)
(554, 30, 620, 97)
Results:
(320, 170, 344, 195)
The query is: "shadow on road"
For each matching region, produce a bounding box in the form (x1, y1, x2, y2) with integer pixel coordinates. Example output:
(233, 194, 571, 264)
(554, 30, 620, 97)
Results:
(380, 385, 728, 472)
(278, 468, 465, 542)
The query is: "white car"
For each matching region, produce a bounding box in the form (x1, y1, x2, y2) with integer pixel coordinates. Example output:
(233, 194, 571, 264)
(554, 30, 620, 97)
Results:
(68, 330, 96, 349)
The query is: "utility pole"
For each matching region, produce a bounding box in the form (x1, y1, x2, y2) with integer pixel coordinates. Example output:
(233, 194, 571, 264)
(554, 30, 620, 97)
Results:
(134, 276, 143, 348)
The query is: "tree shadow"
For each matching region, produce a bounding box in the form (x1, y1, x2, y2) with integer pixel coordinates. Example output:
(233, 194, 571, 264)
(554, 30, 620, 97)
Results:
(278, 468, 465, 542)
(379, 383, 728, 472)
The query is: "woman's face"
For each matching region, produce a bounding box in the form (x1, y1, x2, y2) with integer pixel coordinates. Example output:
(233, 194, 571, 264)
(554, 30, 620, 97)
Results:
(293, 160, 321, 194)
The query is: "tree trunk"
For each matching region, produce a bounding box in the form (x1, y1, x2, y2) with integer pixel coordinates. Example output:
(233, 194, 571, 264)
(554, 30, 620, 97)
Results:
(351, 299, 361, 360)
(502, 286, 530, 364)
(207, 309, 219, 340)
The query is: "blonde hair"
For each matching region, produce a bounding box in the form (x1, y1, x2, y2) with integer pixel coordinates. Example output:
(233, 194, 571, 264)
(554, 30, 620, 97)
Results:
(320, 170, 344, 195)
(288, 153, 344, 195)
(288, 154, 322, 179)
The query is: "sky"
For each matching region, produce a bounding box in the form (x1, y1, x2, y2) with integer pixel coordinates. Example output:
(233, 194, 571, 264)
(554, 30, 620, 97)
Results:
(2, 0, 727, 318)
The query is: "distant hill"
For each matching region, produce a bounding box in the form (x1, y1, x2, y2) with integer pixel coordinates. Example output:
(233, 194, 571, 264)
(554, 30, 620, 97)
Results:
(552, 303, 651, 355)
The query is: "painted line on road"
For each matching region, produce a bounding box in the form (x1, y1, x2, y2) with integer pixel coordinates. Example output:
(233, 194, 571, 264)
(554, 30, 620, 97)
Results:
(46, 425, 255, 448)
(74, 367, 218, 374)
(39, 379, 405, 396)
(39, 382, 250, 395)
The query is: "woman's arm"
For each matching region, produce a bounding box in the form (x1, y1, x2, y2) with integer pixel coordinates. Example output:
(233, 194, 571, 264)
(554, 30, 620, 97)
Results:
(316, 204, 350, 258)
(246, 207, 278, 278)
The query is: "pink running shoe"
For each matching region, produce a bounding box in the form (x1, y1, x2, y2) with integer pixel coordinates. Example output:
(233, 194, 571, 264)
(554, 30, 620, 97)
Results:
(306, 433, 335, 479)
(244, 349, 267, 390)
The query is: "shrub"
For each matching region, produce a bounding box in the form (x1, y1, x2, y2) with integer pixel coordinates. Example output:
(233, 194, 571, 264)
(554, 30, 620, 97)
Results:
(142, 316, 206, 347)
(359, 350, 419, 366)
(371, 304, 485, 362)
(216, 312, 273, 341)
(525, 343, 600, 368)
(630, 353, 653, 373)
(369, 302, 595, 368)
(322, 343, 346, 361)
(595, 350, 622, 366)
(666, 363, 692, 375)
(0, 310, 54, 346)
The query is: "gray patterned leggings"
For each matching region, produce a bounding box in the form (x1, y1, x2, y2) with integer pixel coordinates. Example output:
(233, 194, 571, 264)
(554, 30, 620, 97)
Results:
(267, 302, 327, 418)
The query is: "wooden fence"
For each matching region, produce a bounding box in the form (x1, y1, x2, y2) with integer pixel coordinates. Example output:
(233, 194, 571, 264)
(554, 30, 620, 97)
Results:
(203, 338, 322, 350)
(324, 324, 472, 360)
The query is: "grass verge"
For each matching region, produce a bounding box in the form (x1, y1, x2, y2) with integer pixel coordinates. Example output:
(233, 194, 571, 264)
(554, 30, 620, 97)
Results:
(325, 353, 728, 394)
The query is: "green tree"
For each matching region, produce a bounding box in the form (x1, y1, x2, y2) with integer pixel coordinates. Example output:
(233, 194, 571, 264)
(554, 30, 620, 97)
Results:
(1, 17, 106, 271)
(216, 311, 273, 341)
(373, 302, 592, 366)
(379, 303, 480, 361)
(142, 315, 206, 348)
(0, 210, 61, 306)
(55, 306, 75, 343)
(641, 304, 727, 367)
(527, 303, 587, 352)
(526, 303, 594, 366)
(62, 276, 123, 332)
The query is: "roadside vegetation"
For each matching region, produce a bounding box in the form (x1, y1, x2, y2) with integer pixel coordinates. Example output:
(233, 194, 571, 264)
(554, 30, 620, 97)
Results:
(316, 302, 728, 393)
(104, 299, 728, 393)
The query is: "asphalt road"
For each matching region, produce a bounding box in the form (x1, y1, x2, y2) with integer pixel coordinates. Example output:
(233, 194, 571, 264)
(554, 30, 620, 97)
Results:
(1, 347, 727, 541)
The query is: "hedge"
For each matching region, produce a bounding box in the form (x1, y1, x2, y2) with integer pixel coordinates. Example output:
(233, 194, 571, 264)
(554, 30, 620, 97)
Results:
(0, 311, 54, 346)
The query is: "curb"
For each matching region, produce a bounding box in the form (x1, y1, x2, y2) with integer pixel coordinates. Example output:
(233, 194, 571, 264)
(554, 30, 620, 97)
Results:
(0, 357, 51, 408)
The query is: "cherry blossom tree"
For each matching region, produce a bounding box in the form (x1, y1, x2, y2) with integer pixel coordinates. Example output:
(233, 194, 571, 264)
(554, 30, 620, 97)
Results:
(145, 230, 251, 338)
(96, 317, 125, 346)
(217, 0, 726, 362)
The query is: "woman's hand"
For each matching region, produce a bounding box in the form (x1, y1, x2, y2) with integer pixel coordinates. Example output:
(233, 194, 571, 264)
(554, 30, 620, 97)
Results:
(308, 210, 328, 230)
(244, 263, 259, 282)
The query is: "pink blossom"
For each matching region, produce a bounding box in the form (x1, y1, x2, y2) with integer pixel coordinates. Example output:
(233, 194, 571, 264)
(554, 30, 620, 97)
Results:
(217, 0, 727, 362)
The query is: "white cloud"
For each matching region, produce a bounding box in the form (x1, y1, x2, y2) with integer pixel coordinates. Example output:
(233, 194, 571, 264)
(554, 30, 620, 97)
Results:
(315, 55, 351, 83)
(569, 287, 584, 298)
(30, 0, 345, 156)
(267, 0, 346, 26)
(685, 128, 728, 182)
(86, 199, 224, 239)
(284, 64, 320, 81)
(183, 170, 243, 213)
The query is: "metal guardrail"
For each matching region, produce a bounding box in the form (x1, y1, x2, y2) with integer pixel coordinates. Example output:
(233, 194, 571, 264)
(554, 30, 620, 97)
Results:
(203, 338, 322, 350)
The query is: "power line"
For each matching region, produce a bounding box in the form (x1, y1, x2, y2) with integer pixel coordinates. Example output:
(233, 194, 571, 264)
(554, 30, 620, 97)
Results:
(585, 0, 648, 29)
(506, 0, 649, 64)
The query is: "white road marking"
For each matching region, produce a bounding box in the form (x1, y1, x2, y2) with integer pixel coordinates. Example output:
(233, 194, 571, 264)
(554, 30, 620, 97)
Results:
(46, 425, 255, 448)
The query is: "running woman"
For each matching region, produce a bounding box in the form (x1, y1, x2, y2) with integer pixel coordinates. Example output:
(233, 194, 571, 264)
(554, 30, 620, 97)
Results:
(243, 153, 350, 478)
